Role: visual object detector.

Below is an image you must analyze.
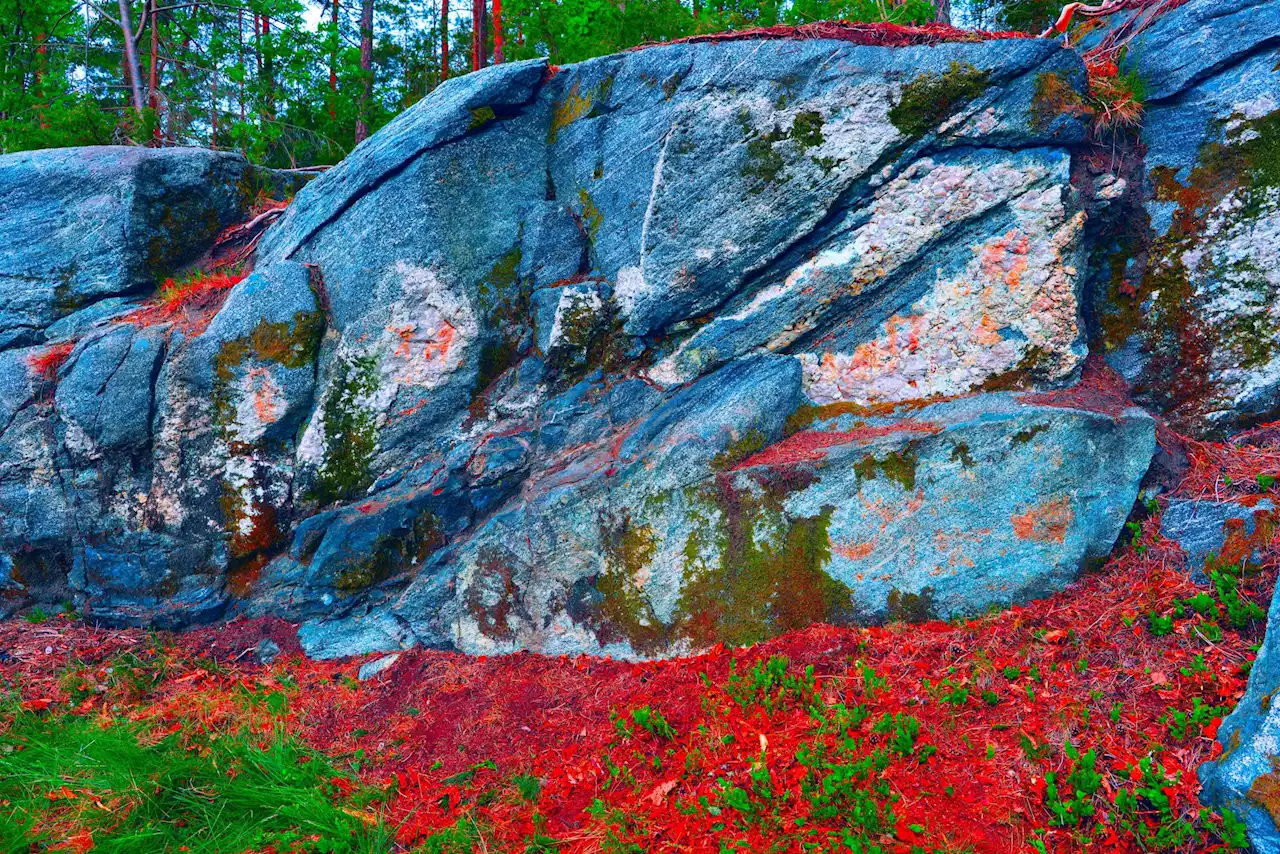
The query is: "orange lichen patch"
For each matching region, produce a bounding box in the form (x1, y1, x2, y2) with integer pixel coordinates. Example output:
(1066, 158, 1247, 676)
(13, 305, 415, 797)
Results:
(734, 421, 941, 470)
(834, 541, 876, 560)
(26, 340, 76, 382)
(1217, 510, 1280, 569)
(635, 21, 1032, 51)
(1018, 356, 1132, 418)
(1011, 497, 1074, 543)
(979, 231, 1031, 289)
(122, 270, 247, 334)
(242, 366, 284, 425)
(1248, 763, 1280, 826)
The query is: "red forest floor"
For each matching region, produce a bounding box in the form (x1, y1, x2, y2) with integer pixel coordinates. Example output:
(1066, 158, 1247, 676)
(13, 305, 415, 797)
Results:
(1, 508, 1273, 853)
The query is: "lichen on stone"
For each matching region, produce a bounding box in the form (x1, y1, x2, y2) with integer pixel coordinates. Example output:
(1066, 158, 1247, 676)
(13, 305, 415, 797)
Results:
(307, 352, 382, 506)
(852, 446, 918, 491)
(888, 61, 991, 138)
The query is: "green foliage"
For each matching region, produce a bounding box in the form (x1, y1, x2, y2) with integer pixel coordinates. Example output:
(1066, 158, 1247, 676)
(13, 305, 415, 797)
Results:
(1043, 742, 1101, 827)
(724, 655, 820, 714)
(0, 704, 389, 852)
(1209, 564, 1266, 628)
(630, 705, 678, 740)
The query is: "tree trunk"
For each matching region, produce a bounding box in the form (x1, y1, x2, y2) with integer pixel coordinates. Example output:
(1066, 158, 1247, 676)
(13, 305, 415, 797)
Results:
(210, 44, 218, 148)
(934, 0, 951, 25)
(148, 0, 161, 139)
(491, 0, 503, 63)
(117, 0, 145, 114)
(260, 14, 274, 119)
(328, 0, 339, 120)
(355, 0, 373, 142)
(237, 10, 245, 122)
(471, 0, 484, 70)
(440, 0, 449, 81)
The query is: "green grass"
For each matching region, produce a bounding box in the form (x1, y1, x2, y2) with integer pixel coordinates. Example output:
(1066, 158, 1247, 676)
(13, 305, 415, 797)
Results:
(0, 702, 392, 853)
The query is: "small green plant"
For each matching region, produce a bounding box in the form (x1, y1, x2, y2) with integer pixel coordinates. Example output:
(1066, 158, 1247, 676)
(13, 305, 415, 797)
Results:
(1148, 611, 1175, 637)
(1043, 742, 1101, 827)
(1163, 698, 1228, 742)
(512, 773, 542, 803)
(24, 607, 48, 624)
(630, 705, 677, 741)
(1209, 565, 1265, 628)
(724, 656, 819, 713)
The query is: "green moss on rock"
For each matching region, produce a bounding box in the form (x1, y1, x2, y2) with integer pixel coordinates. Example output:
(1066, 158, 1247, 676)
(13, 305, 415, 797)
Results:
(888, 62, 991, 138)
(853, 446, 918, 492)
(333, 511, 444, 593)
(309, 352, 381, 506)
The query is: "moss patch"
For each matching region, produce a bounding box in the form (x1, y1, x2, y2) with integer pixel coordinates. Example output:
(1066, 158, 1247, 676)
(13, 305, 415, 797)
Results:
(1011, 424, 1049, 446)
(1029, 71, 1091, 133)
(853, 446, 918, 492)
(309, 353, 381, 507)
(888, 62, 991, 138)
(573, 512, 670, 656)
(468, 106, 497, 131)
(710, 428, 769, 471)
(1094, 106, 1280, 433)
(549, 75, 615, 144)
(671, 468, 853, 650)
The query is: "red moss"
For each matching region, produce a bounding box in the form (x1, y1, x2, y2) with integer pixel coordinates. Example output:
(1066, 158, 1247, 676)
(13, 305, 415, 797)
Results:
(635, 21, 1032, 51)
(733, 420, 941, 469)
(1018, 356, 1134, 418)
(25, 341, 75, 382)
(121, 270, 247, 334)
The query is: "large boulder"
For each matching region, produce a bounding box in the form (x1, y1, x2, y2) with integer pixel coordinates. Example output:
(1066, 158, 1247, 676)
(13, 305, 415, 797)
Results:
(1089, 0, 1280, 437)
(0, 147, 282, 351)
(0, 31, 1159, 658)
(1201, 585, 1280, 851)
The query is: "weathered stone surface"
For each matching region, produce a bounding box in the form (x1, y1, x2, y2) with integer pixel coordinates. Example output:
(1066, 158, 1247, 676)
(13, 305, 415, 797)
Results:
(444, 390, 1154, 658)
(1, 33, 1161, 658)
(1162, 496, 1277, 581)
(1090, 0, 1280, 436)
(0, 146, 274, 351)
(1200, 584, 1280, 851)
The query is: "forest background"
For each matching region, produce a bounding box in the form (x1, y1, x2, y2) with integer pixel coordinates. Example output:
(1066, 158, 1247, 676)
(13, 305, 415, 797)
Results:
(0, 0, 1056, 167)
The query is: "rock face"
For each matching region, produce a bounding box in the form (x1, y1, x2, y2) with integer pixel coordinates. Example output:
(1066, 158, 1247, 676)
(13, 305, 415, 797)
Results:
(1200, 585, 1280, 851)
(1, 33, 1161, 659)
(0, 147, 278, 351)
(1090, 0, 1280, 437)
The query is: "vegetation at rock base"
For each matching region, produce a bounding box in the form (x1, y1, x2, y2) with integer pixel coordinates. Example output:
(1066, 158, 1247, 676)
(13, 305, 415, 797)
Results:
(1, 494, 1269, 852)
(0, 688, 391, 852)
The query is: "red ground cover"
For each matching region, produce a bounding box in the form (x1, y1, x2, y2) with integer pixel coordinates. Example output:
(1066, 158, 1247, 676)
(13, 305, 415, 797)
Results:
(120, 269, 248, 333)
(2, 508, 1271, 852)
(636, 21, 1033, 49)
